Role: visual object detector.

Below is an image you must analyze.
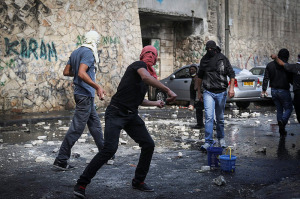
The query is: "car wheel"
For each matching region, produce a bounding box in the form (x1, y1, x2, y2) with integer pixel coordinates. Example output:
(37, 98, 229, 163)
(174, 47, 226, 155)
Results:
(236, 101, 250, 109)
(156, 91, 167, 103)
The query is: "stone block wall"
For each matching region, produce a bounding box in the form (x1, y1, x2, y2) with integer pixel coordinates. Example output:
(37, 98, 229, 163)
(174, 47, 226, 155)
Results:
(208, 0, 300, 69)
(0, 0, 142, 114)
(175, 0, 300, 71)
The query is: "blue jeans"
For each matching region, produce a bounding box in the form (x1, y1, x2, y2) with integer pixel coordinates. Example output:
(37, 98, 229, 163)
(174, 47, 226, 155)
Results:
(56, 94, 104, 163)
(271, 88, 293, 125)
(77, 104, 155, 185)
(203, 90, 227, 145)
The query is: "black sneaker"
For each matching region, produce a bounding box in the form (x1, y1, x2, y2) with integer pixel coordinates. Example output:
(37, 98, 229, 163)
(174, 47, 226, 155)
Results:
(74, 184, 86, 199)
(191, 124, 204, 129)
(52, 159, 75, 171)
(278, 120, 287, 137)
(132, 179, 154, 192)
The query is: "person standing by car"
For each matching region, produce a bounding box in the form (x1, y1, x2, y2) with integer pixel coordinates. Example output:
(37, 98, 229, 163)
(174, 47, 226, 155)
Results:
(262, 49, 293, 136)
(53, 30, 106, 171)
(197, 40, 235, 151)
(73, 45, 177, 199)
(271, 53, 300, 124)
(188, 64, 204, 129)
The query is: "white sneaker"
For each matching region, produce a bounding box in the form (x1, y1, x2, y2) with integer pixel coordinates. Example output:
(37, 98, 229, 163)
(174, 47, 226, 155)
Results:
(200, 143, 211, 151)
(219, 138, 226, 148)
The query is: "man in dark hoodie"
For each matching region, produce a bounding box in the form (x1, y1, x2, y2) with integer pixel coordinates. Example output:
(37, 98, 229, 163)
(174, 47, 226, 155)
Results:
(188, 64, 204, 129)
(262, 49, 293, 136)
(271, 53, 300, 124)
(197, 40, 235, 151)
(73, 45, 177, 199)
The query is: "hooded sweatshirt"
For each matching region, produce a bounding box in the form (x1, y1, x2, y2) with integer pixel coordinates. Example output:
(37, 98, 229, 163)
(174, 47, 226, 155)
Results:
(198, 51, 235, 93)
(262, 49, 292, 91)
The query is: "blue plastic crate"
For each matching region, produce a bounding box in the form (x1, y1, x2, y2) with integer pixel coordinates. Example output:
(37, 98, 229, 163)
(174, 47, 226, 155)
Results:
(207, 147, 223, 167)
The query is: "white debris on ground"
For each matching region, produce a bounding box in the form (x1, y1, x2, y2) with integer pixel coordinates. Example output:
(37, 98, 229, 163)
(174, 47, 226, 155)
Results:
(58, 127, 69, 131)
(213, 175, 226, 186)
(177, 152, 183, 158)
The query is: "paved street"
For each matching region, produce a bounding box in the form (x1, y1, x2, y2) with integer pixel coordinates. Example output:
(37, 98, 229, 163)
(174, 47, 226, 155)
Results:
(0, 102, 300, 199)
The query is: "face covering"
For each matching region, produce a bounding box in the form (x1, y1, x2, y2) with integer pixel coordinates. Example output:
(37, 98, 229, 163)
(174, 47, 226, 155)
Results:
(140, 45, 158, 79)
(81, 30, 100, 63)
(207, 49, 216, 57)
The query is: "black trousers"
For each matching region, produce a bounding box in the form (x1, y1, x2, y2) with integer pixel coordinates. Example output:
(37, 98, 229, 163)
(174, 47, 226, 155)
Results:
(195, 101, 204, 126)
(294, 90, 300, 123)
(77, 105, 155, 185)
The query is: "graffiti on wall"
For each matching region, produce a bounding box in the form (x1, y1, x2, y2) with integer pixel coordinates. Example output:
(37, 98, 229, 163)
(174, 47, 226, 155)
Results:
(0, 58, 16, 86)
(157, 0, 163, 3)
(4, 38, 57, 62)
(151, 39, 160, 76)
(232, 53, 270, 69)
(76, 35, 120, 47)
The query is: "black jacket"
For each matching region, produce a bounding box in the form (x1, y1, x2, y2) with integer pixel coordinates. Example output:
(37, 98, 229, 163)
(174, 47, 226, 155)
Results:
(262, 61, 292, 91)
(198, 53, 235, 93)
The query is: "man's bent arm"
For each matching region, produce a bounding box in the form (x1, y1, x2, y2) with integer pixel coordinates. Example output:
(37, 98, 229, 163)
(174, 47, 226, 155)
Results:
(271, 54, 285, 66)
(63, 64, 74, 77)
(137, 68, 176, 102)
(78, 63, 105, 99)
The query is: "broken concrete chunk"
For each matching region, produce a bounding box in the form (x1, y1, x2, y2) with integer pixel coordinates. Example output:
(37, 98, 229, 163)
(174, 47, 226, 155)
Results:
(81, 134, 88, 138)
(256, 147, 267, 153)
(35, 156, 46, 162)
(52, 148, 59, 153)
(37, 136, 47, 140)
(72, 152, 80, 158)
(132, 146, 140, 150)
(58, 127, 69, 131)
(232, 110, 239, 115)
(35, 122, 45, 126)
(107, 160, 114, 165)
(78, 139, 86, 143)
(47, 141, 55, 146)
(182, 132, 189, 136)
(213, 175, 226, 186)
(24, 144, 33, 148)
(119, 138, 128, 145)
(178, 152, 183, 157)
(171, 114, 177, 119)
(43, 126, 50, 130)
(241, 112, 249, 118)
(201, 166, 210, 171)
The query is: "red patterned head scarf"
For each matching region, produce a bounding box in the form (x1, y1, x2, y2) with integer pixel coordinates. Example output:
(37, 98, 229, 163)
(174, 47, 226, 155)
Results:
(140, 45, 158, 79)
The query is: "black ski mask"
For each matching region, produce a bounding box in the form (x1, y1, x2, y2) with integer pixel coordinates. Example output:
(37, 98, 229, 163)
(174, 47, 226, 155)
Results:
(205, 40, 217, 57)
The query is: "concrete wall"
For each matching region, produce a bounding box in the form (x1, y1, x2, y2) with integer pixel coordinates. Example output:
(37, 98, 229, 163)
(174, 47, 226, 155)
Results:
(0, 0, 142, 114)
(138, 0, 207, 19)
(208, 0, 300, 69)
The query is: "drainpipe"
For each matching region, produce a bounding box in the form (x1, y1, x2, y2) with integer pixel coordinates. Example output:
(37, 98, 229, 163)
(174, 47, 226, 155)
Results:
(191, 10, 195, 34)
(225, 0, 229, 58)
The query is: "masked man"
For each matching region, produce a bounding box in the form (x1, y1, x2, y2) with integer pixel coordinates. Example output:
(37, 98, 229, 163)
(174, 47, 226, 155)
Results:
(53, 30, 105, 171)
(197, 40, 235, 151)
(73, 46, 177, 199)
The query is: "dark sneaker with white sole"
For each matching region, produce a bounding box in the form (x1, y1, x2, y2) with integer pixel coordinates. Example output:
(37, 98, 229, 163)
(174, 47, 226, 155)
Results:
(52, 159, 75, 171)
(74, 183, 86, 199)
(132, 179, 154, 192)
